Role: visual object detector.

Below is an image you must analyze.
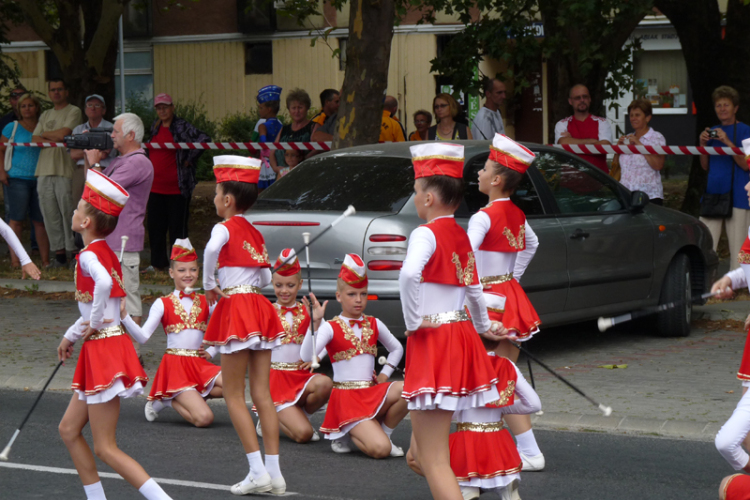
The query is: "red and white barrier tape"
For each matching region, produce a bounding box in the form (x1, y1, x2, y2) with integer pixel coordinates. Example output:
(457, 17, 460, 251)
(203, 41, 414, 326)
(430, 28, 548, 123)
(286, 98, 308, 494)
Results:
(0, 141, 744, 156)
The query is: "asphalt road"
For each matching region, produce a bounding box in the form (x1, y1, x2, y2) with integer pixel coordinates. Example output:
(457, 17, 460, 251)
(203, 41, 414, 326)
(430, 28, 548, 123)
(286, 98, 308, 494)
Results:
(0, 389, 734, 500)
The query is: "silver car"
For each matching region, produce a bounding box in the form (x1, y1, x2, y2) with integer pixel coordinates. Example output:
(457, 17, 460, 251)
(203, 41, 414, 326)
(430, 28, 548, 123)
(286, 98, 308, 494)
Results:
(248, 141, 718, 337)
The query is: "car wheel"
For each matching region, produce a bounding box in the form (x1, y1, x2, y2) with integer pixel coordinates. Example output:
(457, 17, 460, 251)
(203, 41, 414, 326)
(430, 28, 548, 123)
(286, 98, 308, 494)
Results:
(657, 253, 691, 337)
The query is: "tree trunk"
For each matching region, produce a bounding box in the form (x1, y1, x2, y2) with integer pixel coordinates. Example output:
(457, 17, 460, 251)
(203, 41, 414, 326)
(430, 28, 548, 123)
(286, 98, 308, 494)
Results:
(333, 0, 396, 148)
(17, 0, 125, 120)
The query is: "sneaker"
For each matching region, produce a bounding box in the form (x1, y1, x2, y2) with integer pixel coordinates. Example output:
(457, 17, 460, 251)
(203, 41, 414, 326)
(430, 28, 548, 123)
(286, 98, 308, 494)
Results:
(331, 437, 352, 454)
(520, 451, 545, 471)
(140, 265, 156, 274)
(389, 442, 405, 457)
(310, 430, 320, 442)
(270, 476, 286, 495)
(144, 401, 158, 422)
(256, 420, 263, 438)
(230, 473, 272, 495)
(460, 486, 480, 500)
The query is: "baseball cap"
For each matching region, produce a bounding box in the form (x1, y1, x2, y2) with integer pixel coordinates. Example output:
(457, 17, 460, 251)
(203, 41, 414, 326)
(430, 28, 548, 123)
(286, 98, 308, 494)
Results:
(85, 94, 105, 105)
(154, 93, 173, 106)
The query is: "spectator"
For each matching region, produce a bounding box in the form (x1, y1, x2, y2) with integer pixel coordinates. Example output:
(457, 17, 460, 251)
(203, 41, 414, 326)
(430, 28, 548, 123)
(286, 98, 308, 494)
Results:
(311, 89, 340, 132)
(278, 149, 303, 179)
(311, 93, 340, 143)
(0, 92, 49, 267)
(271, 88, 314, 174)
(384, 95, 407, 138)
(409, 110, 432, 141)
(145, 93, 210, 272)
(31, 79, 83, 268)
(555, 84, 613, 173)
(615, 99, 666, 204)
(85, 112, 154, 353)
(699, 85, 750, 271)
(471, 78, 506, 139)
(254, 85, 284, 190)
(69, 95, 116, 203)
(0, 86, 26, 132)
(380, 97, 406, 143)
(427, 93, 472, 140)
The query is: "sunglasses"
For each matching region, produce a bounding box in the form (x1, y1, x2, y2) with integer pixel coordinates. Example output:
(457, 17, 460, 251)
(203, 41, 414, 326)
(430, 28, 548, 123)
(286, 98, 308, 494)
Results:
(434, 103, 449, 109)
(9, 93, 25, 99)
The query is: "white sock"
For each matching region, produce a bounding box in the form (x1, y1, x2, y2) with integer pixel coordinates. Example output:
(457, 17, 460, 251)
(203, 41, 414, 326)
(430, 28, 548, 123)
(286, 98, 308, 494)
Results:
(151, 400, 165, 413)
(303, 408, 313, 420)
(83, 481, 106, 500)
(265, 454, 282, 479)
(138, 478, 172, 500)
(381, 422, 395, 439)
(515, 429, 542, 457)
(245, 450, 268, 481)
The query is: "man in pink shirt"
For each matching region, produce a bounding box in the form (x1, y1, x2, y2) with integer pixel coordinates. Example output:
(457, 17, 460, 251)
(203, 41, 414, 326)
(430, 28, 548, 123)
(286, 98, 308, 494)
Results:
(554, 84, 613, 173)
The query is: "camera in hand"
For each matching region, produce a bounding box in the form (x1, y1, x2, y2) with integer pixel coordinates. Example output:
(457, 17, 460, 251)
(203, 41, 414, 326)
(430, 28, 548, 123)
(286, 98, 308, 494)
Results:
(64, 128, 114, 150)
(709, 130, 719, 139)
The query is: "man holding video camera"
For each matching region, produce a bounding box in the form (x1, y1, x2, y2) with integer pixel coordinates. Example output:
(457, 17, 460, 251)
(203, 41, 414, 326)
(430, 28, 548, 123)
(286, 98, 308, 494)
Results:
(699, 85, 750, 271)
(84, 113, 154, 355)
(68, 95, 116, 202)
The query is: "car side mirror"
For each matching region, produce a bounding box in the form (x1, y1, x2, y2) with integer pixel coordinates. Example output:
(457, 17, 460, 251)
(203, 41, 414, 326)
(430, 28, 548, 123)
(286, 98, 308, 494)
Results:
(630, 190, 649, 213)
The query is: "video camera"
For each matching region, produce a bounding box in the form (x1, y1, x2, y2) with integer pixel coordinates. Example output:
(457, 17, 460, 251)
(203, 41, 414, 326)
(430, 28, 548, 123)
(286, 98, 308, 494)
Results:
(64, 128, 114, 150)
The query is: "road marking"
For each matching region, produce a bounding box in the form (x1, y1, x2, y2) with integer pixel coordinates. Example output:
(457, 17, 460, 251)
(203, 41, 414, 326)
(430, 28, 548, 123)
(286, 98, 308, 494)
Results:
(0, 461, 299, 496)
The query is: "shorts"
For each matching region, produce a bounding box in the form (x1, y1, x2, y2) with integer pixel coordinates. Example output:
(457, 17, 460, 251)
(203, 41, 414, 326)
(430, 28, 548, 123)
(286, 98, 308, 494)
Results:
(121, 251, 142, 317)
(4, 177, 43, 223)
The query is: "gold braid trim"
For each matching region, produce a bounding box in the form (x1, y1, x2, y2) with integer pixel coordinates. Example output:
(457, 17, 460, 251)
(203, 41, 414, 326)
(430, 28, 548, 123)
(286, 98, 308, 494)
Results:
(331, 316, 377, 362)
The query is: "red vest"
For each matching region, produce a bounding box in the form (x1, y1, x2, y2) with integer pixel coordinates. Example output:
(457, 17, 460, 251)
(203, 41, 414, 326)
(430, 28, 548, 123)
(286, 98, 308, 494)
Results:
(217, 217, 271, 269)
(160, 293, 209, 334)
(739, 237, 750, 265)
(277, 302, 311, 345)
(75, 240, 126, 303)
(563, 115, 608, 173)
(485, 354, 518, 408)
(327, 315, 379, 363)
(478, 200, 526, 253)
(421, 218, 478, 287)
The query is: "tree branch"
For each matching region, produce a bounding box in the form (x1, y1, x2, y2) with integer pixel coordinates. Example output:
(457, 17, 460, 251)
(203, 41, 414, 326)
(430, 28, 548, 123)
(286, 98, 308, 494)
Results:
(16, 1, 56, 47)
(85, 0, 126, 72)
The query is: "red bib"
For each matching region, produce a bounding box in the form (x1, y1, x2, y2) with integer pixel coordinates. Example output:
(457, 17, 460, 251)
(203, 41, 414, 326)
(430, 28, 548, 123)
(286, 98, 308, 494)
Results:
(421, 218, 478, 287)
(277, 302, 311, 345)
(75, 240, 126, 303)
(739, 237, 750, 265)
(326, 316, 379, 363)
(160, 294, 209, 334)
(478, 200, 526, 253)
(217, 217, 270, 269)
(564, 115, 608, 172)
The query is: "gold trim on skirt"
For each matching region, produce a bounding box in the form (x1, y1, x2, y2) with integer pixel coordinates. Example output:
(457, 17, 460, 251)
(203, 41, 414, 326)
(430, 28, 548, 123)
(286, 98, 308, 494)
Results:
(165, 348, 202, 357)
(456, 421, 504, 433)
(480, 273, 513, 286)
(333, 380, 376, 389)
(222, 285, 263, 296)
(86, 324, 125, 341)
(271, 361, 304, 371)
(422, 309, 470, 325)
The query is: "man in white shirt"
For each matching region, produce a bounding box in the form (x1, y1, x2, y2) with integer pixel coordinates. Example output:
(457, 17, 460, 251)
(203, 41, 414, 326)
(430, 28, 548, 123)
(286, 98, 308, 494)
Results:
(471, 79, 507, 140)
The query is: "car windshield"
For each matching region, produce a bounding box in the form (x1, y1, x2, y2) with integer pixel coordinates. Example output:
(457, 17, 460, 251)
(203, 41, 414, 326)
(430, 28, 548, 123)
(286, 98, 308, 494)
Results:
(255, 155, 415, 212)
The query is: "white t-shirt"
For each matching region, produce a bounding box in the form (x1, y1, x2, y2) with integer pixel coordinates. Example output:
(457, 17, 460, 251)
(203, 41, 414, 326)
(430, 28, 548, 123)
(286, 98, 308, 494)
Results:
(471, 107, 505, 140)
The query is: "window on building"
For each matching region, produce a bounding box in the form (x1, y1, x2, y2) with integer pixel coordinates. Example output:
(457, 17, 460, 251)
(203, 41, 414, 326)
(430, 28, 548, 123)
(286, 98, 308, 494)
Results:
(634, 50, 689, 110)
(115, 50, 154, 113)
(436, 34, 455, 59)
(45, 51, 63, 82)
(237, 0, 276, 33)
(123, 0, 152, 39)
(338, 38, 347, 72)
(245, 43, 273, 75)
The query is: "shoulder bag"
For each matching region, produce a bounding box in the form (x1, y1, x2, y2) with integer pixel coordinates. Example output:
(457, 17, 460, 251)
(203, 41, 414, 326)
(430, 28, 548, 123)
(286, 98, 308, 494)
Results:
(700, 122, 737, 218)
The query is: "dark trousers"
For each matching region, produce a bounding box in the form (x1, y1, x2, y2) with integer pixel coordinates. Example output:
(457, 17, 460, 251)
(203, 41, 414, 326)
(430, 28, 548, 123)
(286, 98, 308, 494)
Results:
(147, 192, 190, 269)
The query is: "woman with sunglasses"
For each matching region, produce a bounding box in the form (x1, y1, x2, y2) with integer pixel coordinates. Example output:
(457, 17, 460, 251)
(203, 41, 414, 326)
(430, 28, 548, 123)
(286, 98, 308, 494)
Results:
(427, 94, 473, 141)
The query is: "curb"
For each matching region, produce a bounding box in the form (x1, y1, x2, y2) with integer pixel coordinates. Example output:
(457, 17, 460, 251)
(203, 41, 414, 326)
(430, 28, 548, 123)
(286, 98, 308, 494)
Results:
(0, 278, 174, 296)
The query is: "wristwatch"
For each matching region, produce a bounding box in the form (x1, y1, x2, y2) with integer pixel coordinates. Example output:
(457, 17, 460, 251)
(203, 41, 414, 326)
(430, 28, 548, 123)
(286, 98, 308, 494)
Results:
(93, 163, 101, 169)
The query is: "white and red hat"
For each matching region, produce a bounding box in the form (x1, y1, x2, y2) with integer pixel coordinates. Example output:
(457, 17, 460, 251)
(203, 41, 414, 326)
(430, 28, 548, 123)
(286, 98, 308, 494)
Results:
(154, 93, 173, 106)
(82, 169, 129, 216)
(484, 292, 506, 322)
(213, 155, 261, 184)
(170, 238, 197, 262)
(409, 143, 464, 179)
(489, 134, 535, 174)
(742, 138, 750, 169)
(274, 248, 301, 276)
(338, 254, 368, 289)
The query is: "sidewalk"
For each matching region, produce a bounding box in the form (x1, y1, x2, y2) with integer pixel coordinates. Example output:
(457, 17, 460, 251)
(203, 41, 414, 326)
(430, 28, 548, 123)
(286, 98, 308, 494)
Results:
(1, 281, 749, 443)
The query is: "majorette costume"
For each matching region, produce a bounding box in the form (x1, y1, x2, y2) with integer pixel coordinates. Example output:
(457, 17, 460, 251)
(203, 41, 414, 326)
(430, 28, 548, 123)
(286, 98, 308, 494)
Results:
(714, 138, 750, 471)
(399, 143, 500, 411)
(202, 155, 284, 353)
(467, 134, 540, 340)
(723, 474, 750, 500)
(302, 254, 404, 439)
(64, 169, 147, 403)
(258, 248, 325, 412)
(449, 294, 542, 492)
(121, 239, 221, 403)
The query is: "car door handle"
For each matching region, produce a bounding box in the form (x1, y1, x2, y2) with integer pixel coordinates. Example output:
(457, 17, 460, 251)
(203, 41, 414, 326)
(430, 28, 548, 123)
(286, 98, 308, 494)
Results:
(570, 229, 590, 240)
(334, 258, 343, 264)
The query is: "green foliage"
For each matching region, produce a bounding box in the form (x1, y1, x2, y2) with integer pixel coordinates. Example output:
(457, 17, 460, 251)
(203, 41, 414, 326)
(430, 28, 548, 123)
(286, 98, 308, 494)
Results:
(0, 86, 51, 117)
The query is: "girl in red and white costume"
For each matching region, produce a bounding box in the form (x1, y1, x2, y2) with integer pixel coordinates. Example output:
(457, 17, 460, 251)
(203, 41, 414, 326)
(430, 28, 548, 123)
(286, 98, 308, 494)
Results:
(400, 142, 506, 500)
(57, 169, 172, 500)
(302, 254, 408, 458)
(254, 248, 332, 443)
(121, 238, 223, 427)
(468, 133, 545, 471)
(202, 155, 286, 495)
(449, 292, 542, 500)
(0, 217, 41, 279)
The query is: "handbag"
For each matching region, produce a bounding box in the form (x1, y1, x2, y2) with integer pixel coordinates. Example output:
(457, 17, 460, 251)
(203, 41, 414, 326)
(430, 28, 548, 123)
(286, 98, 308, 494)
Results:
(4, 121, 18, 172)
(610, 154, 621, 181)
(700, 122, 737, 219)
